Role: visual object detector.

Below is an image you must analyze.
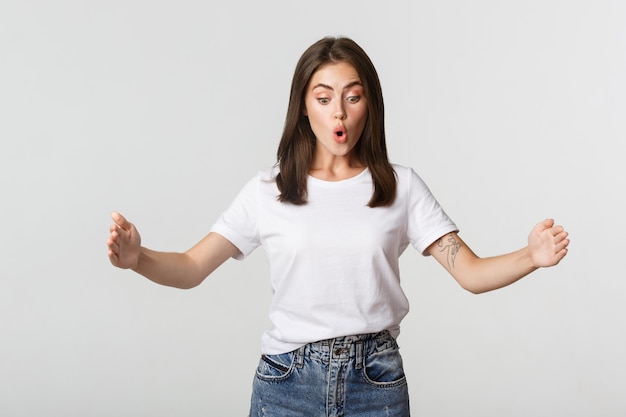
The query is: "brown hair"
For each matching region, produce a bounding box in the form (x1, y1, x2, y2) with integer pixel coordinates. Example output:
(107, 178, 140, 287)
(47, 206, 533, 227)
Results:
(275, 36, 396, 207)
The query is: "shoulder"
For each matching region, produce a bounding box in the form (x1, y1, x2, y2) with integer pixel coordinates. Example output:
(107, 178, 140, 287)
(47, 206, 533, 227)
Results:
(240, 166, 278, 184)
(229, 166, 278, 200)
(391, 163, 424, 184)
(391, 163, 411, 179)
(390, 163, 431, 195)
(256, 165, 279, 182)
(240, 166, 280, 200)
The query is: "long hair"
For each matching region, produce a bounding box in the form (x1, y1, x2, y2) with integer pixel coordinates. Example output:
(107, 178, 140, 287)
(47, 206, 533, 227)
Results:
(276, 36, 396, 207)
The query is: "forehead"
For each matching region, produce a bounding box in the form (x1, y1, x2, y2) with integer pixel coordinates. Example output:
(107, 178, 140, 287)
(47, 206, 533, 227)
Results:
(309, 61, 362, 86)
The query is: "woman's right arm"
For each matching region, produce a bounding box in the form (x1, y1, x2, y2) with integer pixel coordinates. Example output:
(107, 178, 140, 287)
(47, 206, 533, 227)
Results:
(106, 211, 240, 289)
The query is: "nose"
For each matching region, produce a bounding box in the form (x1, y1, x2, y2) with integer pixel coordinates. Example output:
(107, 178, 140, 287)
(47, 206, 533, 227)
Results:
(334, 107, 346, 120)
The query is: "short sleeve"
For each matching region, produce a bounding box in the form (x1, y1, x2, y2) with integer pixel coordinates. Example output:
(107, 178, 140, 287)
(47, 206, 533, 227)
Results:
(405, 168, 458, 255)
(209, 175, 261, 260)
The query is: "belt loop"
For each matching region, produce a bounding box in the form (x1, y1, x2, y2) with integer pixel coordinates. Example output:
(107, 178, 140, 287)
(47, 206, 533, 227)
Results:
(296, 345, 305, 368)
(355, 341, 364, 370)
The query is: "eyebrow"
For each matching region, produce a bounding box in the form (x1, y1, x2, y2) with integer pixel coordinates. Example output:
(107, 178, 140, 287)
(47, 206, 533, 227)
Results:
(311, 80, 363, 91)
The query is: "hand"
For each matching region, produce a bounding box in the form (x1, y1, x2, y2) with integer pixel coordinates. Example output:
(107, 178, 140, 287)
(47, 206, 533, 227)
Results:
(107, 211, 141, 269)
(528, 219, 569, 268)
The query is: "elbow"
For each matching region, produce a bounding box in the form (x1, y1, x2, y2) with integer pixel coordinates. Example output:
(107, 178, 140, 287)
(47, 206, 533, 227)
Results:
(158, 280, 199, 290)
(459, 281, 481, 294)
(462, 284, 488, 295)
(456, 276, 489, 295)
(458, 275, 506, 295)
(177, 282, 200, 290)
(163, 273, 205, 290)
(178, 275, 206, 290)
(175, 255, 211, 289)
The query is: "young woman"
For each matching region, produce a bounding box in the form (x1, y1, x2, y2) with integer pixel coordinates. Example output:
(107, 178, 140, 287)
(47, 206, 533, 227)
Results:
(107, 36, 569, 416)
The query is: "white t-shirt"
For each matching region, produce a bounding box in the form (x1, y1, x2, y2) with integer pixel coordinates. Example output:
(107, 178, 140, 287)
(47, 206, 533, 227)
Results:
(210, 164, 457, 354)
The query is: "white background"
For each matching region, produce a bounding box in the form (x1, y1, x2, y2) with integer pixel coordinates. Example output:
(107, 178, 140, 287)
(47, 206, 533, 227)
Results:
(1, 1, 624, 416)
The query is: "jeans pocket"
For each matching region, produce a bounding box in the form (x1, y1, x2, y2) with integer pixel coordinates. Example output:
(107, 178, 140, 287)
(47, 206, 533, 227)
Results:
(362, 345, 407, 388)
(255, 352, 296, 382)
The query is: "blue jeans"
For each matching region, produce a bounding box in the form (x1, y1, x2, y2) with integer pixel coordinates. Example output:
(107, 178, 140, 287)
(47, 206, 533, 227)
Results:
(249, 331, 410, 416)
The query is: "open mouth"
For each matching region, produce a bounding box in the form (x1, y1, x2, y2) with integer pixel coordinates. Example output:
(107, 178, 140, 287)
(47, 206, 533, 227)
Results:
(333, 126, 347, 142)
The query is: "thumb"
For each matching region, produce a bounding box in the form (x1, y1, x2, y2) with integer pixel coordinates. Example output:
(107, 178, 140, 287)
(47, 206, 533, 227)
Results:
(542, 218, 555, 229)
(530, 218, 554, 241)
(111, 211, 132, 231)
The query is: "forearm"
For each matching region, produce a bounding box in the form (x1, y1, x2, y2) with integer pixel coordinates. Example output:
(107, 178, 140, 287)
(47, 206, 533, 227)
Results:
(456, 247, 537, 294)
(132, 247, 205, 289)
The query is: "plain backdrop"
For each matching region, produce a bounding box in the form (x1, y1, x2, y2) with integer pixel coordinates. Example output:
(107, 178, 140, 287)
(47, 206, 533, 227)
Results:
(1, 1, 625, 416)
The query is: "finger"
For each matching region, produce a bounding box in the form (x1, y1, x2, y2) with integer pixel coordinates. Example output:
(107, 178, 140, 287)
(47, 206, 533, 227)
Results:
(108, 229, 120, 244)
(106, 235, 120, 253)
(108, 230, 129, 253)
(108, 238, 120, 254)
(110, 223, 130, 243)
(542, 218, 555, 229)
(108, 249, 119, 266)
(110, 223, 121, 234)
(554, 231, 569, 243)
(553, 238, 570, 255)
(111, 211, 132, 231)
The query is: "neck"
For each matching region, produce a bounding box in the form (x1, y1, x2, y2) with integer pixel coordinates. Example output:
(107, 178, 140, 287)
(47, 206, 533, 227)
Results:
(309, 156, 366, 181)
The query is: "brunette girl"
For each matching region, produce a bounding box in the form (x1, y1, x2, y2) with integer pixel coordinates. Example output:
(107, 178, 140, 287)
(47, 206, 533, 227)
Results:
(107, 36, 569, 416)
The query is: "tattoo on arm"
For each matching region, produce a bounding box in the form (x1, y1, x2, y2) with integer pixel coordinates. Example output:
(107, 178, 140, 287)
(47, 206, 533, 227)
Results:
(438, 234, 462, 269)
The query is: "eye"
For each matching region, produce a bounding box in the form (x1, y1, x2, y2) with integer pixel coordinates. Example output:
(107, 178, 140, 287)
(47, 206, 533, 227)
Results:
(317, 97, 330, 105)
(347, 96, 361, 103)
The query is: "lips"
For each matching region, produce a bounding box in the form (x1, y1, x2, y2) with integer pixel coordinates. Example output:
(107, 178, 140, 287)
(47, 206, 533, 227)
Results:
(333, 125, 347, 143)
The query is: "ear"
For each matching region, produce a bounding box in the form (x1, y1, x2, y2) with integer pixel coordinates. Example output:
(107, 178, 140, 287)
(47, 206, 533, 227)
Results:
(302, 107, 308, 117)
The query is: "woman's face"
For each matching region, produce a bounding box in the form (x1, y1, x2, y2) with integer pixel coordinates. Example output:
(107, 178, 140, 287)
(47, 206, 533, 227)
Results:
(303, 61, 368, 165)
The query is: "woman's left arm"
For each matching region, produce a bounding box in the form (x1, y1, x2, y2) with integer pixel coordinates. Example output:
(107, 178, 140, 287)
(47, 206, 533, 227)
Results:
(427, 219, 569, 294)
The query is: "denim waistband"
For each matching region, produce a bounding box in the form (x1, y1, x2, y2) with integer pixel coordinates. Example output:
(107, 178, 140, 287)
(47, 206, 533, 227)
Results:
(295, 330, 397, 368)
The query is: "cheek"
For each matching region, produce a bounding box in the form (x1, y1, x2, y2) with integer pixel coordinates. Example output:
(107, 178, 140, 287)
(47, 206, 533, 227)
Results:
(305, 107, 326, 127)
(304, 114, 321, 136)
(351, 107, 368, 128)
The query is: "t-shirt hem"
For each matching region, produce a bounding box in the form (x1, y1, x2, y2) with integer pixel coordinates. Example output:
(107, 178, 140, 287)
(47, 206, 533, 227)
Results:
(209, 225, 254, 260)
(415, 223, 459, 255)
